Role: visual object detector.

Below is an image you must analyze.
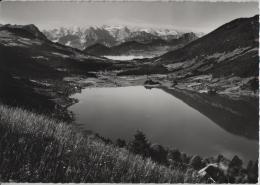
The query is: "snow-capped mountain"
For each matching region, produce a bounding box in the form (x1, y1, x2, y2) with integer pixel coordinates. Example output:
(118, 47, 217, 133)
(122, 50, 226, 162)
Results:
(42, 26, 203, 50)
(84, 32, 199, 57)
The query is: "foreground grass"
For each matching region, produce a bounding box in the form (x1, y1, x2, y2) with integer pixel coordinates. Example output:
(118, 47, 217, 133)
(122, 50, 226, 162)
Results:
(0, 104, 203, 183)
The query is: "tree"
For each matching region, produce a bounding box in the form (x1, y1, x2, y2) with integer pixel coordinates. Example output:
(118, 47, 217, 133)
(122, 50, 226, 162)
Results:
(95, 133, 112, 144)
(189, 155, 203, 170)
(115, 139, 126, 148)
(247, 160, 258, 183)
(150, 144, 167, 164)
(180, 153, 189, 164)
(229, 155, 243, 169)
(217, 154, 224, 163)
(247, 160, 253, 172)
(167, 149, 181, 163)
(227, 155, 243, 181)
(230, 155, 243, 168)
(129, 130, 150, 157)
(204, 165, 227, 183)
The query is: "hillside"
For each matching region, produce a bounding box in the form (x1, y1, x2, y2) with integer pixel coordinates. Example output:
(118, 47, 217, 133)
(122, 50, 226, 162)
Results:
(0, 24, 112, 119)
(1, 104, 258, 183)
(84, 43, 111, 56)
(156, 15, 258, 78)
(84, 33, 198, 57)
(119, 15, 258, 96)
(0, 24, 111, 77)
(0, 104, 203, 183)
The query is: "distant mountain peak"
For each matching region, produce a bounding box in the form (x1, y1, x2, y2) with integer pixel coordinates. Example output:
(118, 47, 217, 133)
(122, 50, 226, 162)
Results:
(42, 25, 201, 50)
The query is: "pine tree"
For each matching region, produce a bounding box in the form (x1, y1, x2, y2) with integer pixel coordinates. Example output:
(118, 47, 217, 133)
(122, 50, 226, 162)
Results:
(115, 139, 126, 148)
(189, 155, 203, 170)
(167, 149, 181, 163)
(129, 130, 150, 157)
(150, 144, 167, 164)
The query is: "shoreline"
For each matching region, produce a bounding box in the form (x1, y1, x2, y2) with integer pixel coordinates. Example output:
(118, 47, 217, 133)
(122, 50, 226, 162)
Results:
(64, 74, 258, 163)
(55, 71, 258, 122)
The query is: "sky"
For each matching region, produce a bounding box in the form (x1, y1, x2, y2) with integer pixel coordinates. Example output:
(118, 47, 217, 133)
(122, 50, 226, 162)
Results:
(0, 1, 258, 33)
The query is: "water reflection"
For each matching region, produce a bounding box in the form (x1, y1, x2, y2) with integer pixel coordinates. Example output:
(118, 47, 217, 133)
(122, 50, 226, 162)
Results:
(69, 86, 258, 162)
(162, 87, 258, 140)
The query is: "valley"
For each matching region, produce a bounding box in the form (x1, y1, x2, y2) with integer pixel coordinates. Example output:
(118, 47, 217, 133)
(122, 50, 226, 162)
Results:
(0, 13, 259, 183)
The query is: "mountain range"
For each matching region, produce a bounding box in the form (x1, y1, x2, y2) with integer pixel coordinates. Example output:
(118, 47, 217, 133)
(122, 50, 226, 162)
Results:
(1, 15, 258, 80)
(83, 32, 198, 57)
(42, 26, 203, 50)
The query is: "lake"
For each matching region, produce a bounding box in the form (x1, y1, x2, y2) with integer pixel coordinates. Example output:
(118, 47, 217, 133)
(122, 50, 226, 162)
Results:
(103, 55, 154, 61)
(69, 86, 258, 163)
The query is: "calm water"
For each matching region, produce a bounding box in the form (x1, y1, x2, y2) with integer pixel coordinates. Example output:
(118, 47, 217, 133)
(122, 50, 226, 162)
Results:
(103, 55, 153, 61)
(69, 86, 258, 163)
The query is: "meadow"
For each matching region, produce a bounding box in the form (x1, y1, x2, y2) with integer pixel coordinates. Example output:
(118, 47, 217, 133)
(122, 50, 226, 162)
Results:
(0, 104, 203, 183)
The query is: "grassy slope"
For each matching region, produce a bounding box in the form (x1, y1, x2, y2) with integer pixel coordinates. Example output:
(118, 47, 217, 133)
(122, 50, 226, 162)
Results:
(0, 104, 202, 183)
